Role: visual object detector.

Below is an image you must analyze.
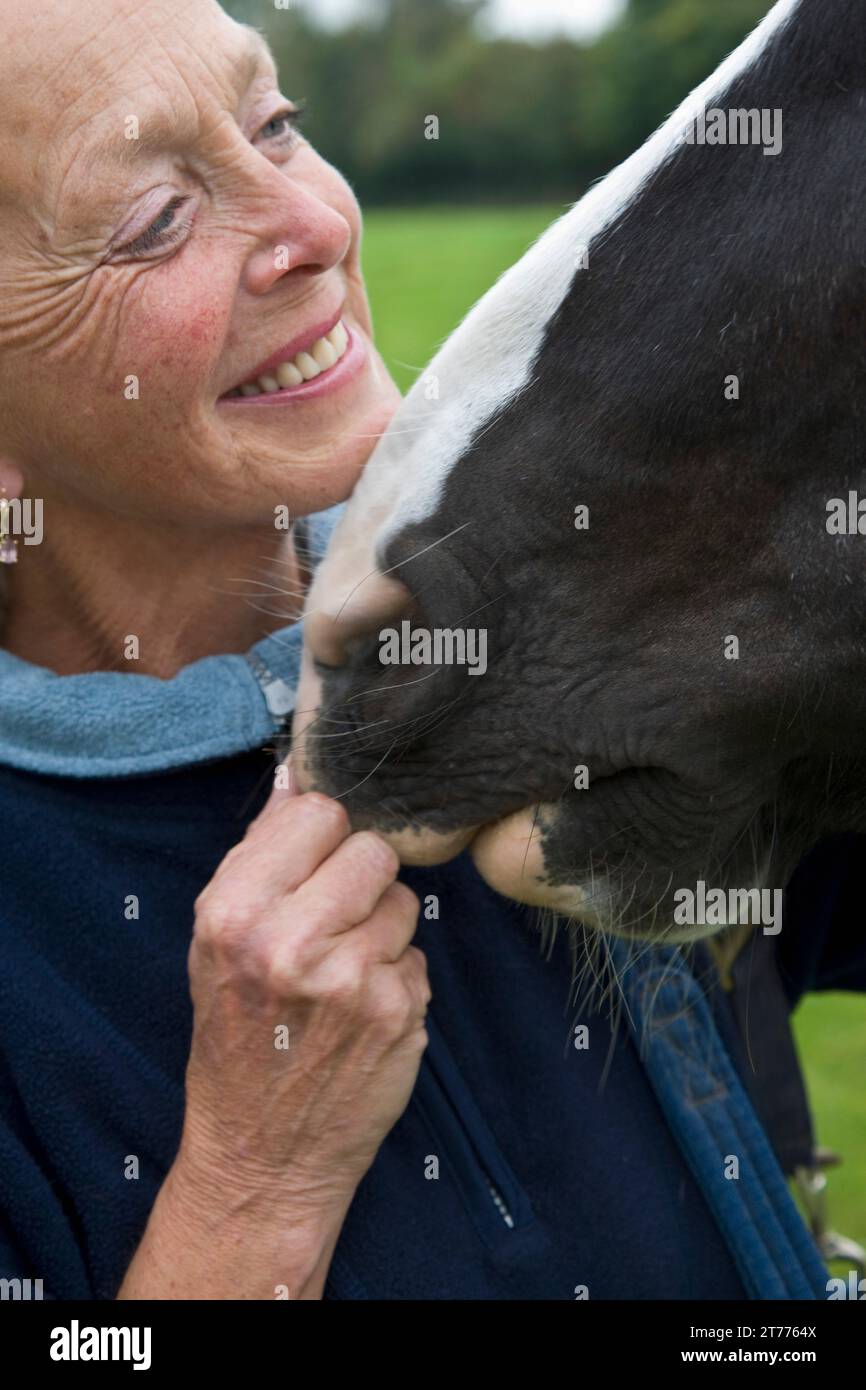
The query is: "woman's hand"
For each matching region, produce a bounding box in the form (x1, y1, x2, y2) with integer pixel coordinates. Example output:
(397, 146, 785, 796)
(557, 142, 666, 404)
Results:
(184, 760, 430, 1196)
(118, 762, 429, 1299)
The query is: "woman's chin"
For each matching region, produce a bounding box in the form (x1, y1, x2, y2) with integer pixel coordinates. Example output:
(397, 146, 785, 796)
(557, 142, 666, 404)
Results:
(213, 355, 400, 512)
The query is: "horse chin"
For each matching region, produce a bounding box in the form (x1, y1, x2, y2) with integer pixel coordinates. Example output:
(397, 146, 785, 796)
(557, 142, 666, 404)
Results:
(469, 806, 728, 944)
(468, 804, 594, 916)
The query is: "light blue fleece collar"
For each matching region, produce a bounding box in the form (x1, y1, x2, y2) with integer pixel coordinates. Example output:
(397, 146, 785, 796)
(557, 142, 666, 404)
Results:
(0, 506, 342, 779)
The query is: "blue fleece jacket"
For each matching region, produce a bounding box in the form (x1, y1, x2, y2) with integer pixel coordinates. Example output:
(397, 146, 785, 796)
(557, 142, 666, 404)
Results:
(0, 507, 860, 1300)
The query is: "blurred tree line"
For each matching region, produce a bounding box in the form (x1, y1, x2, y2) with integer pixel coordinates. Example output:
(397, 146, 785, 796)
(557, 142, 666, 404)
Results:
(223, 0, 771, 203)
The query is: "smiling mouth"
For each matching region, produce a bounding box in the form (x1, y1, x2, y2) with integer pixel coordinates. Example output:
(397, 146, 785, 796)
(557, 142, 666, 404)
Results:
(221, 318, 351, 400)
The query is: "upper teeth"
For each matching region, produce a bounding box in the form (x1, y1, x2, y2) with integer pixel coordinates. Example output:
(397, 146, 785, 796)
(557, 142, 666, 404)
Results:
(235, 320, 350, 396)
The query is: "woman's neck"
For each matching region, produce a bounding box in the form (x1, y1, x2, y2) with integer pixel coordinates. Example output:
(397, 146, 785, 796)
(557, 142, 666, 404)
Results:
(1, 503, 307, 678)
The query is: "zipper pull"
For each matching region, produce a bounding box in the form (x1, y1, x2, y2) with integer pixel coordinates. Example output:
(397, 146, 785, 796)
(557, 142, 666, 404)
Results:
(245, 653, 295, 730)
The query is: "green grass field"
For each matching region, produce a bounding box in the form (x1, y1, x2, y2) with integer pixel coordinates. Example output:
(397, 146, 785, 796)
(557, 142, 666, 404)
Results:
(362, 204, 866, 1252)
(362, 205, 563, 394)
(793, 994, 866, 1252)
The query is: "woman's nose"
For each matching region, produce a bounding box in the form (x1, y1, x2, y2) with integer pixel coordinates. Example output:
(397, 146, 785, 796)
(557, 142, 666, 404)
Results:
(241, 176, 353, 296)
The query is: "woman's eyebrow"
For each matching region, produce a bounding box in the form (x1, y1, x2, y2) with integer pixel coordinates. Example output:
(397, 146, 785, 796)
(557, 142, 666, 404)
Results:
(237, 25, 277, 82)
(107, 25, 276, 168)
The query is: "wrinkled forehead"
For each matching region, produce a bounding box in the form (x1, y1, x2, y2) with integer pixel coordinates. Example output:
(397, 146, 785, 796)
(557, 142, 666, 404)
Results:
(0, 0, 266, 211)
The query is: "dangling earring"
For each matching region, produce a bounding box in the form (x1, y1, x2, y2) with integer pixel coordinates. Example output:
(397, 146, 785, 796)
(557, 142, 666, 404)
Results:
(0, 485, 18, 564)
(0, 463, 24, 565)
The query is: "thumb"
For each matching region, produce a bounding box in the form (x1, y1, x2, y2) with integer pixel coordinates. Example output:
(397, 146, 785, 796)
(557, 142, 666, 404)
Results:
(260, 755, 300, 818)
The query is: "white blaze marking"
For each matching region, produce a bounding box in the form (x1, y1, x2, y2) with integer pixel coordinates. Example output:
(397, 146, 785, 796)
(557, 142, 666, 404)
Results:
(307, 0, 800, 622)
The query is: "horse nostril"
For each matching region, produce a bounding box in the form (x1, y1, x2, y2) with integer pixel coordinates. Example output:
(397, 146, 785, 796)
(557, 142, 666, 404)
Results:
(304, 572, 414, 668)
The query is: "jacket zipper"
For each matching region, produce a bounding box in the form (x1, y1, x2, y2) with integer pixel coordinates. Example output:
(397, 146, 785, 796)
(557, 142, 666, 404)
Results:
(413, 1015, 533, 1242)
(487, 1180, 516, 1228)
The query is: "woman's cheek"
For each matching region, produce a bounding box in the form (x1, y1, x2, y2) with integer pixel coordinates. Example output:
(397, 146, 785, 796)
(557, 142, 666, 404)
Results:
(36, 257, 228, 431)
(35, 281, 226, 492)
(124, 264, 232, 406)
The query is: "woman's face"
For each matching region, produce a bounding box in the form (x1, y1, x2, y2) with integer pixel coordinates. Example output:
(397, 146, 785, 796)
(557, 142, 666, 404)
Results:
(0, 0, 401, 525)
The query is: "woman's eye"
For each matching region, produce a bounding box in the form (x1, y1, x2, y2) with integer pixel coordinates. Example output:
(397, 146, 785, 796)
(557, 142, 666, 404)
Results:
(112, 105, 304, 261)
(256, 104, 306, 145)
(118, 196, 189, 258)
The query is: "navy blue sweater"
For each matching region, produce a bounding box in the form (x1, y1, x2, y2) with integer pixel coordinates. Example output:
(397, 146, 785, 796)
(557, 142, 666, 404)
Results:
(0, 749, 863, 1301)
